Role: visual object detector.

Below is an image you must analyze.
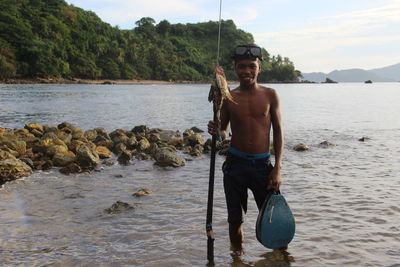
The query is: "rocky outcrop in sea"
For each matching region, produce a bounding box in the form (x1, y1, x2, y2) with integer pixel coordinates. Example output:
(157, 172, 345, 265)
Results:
(0, 122, 228, 186)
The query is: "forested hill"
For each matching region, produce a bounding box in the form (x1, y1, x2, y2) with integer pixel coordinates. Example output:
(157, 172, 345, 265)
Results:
(0, 0, 301, 82)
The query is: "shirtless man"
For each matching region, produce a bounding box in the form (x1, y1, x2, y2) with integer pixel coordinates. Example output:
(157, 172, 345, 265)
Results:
(208, 44, 284, 252)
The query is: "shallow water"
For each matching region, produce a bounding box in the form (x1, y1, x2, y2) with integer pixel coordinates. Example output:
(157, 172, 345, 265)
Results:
(1, 83, 400, 266)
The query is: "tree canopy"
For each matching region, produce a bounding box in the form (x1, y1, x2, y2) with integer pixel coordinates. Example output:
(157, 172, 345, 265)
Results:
(0, 0, 302, 82)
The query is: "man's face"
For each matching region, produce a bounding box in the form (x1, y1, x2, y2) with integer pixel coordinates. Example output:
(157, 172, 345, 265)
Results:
(234, 58, 261, 85)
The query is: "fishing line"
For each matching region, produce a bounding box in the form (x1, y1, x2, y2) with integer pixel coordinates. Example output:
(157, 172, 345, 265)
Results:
(216, 0, 223, 65)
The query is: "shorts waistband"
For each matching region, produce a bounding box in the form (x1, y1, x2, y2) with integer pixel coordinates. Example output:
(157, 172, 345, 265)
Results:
(228, 146, 271, 160)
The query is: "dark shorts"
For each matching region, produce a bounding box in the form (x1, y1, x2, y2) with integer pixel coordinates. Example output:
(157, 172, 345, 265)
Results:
(222, 152, 274, 225)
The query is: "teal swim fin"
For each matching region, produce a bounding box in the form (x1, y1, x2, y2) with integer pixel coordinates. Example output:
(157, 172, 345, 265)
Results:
(256, 191, 295, 249)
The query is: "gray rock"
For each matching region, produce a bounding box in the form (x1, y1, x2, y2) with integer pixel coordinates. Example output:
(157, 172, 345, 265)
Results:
(153, 147, 185, 167)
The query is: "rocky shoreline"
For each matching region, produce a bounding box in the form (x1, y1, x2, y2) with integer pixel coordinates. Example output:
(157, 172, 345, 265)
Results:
(0, 77, 206, 85)
(0, 122, 230, 186)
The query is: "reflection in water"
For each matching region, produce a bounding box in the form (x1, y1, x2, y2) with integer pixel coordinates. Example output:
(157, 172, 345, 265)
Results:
(1, 83, 400, 266)
(230, 250, 294, 267)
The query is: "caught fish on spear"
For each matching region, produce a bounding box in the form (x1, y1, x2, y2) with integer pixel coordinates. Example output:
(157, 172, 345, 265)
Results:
(208, 65, 235, 139)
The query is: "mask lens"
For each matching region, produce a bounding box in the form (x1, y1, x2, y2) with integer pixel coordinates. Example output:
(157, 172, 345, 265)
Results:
(235, 46, 248, 55)
(250, 47, 261, 57)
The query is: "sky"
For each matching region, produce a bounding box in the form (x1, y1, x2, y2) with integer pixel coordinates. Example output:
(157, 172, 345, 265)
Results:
(65, 0, 400, 73)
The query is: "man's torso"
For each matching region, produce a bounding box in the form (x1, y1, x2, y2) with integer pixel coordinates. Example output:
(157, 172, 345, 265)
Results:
(227, 85, 273, 154)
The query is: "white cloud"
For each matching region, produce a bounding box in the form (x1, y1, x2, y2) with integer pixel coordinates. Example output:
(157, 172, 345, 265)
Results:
(254, 1, 400, 72)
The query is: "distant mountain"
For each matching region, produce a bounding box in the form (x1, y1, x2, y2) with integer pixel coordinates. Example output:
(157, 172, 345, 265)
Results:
(302, 63, 399, 83)
(368, 63, 400, 81)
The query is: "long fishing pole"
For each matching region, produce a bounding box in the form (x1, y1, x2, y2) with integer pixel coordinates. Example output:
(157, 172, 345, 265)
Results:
(206, 0, 223, 265)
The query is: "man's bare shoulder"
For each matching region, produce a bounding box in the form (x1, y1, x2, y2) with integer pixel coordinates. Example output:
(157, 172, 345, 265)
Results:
(259, 85, 276, 93)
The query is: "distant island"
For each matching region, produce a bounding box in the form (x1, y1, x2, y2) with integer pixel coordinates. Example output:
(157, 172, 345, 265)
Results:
(302, 63, 400, 83)
(0, 0, 301, 83)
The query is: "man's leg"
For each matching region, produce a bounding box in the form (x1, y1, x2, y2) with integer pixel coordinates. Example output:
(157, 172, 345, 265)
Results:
(229, 222, 244, 251)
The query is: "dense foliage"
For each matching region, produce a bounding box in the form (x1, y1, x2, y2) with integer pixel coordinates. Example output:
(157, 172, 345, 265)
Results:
(0, 0, 301, 82)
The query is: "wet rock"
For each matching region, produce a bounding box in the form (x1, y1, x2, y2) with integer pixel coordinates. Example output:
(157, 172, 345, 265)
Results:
(153, 147, 185, 167)
(110, 129, 130, 146)
(358, 136, 370, 142)
(75, 143, 100, 168)
(34, 132, 68, 155)
(47, 144, 69, 158)
(54, 130, 72, 146)
(0, 150, 32, 184)
(0, 150, 15, 160)
(94, 137, 114, 150)
(117, 150, 132, 165)
(71, 128, 85, 140)
(293, 143, 309, 151)
(96, 146, 112, 159)
(133, 188, 152, 197)
(126, 136, 138, 150)
(25, 123, 44, 134)
(59, 163, 81, 175)
(319, 140, 336, 148)
(84, 129, 98, 142)
(189, 144, 204, 157)
(135, 152, 151, 160)
(147, 133, 161, 143)
(94, 128, 111, 140)
(20, 157, 34, 169)
(183, 130, 205, 147)
(190, 126, 204, 133)
(159, 130, 181, 143)
(167, 137, 184, 149)
(104, 201, 135, 214)
(34, 159, 53, 171)
(112, 142, 127, 156)
(137, 138, 150, 152)
(57, 122, 77, 131)
(131, 125, 149, 135)
(52, 150, 76, 167)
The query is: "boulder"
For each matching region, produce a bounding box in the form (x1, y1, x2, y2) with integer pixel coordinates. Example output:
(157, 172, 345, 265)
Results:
(131, 125, 149, 135)
(293, 143, 309, 151)
(94, 128, 111, 140)
(96, 146, 112, 159)
(133, 188, 152, 197)
(0, 135, 27, 158)
(59, 163, 81, 175)
(190, 126, 204, 133)
(189, 144, 204, 157)
(117, 150, 132, 165)
(24, 123, 44, 134)
(0, 150, 32, 184)
(183, 130, 205, 147)
(104, 201, 135, 214)
(319, 140, 336, 148)
(153, 147, 185, 167)
(137, 138, 150, 152)
(53, 150, 76, 167)
(147, 133, 161, 143)
(84, 129, 98, 142)
(75, 143, 100, 168)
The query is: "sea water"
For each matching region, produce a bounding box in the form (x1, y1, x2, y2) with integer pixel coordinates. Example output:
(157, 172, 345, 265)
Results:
(0, 83, 399, 266)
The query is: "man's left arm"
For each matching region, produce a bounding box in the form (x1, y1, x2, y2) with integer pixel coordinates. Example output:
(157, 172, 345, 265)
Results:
(268, 89, 284, 191)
